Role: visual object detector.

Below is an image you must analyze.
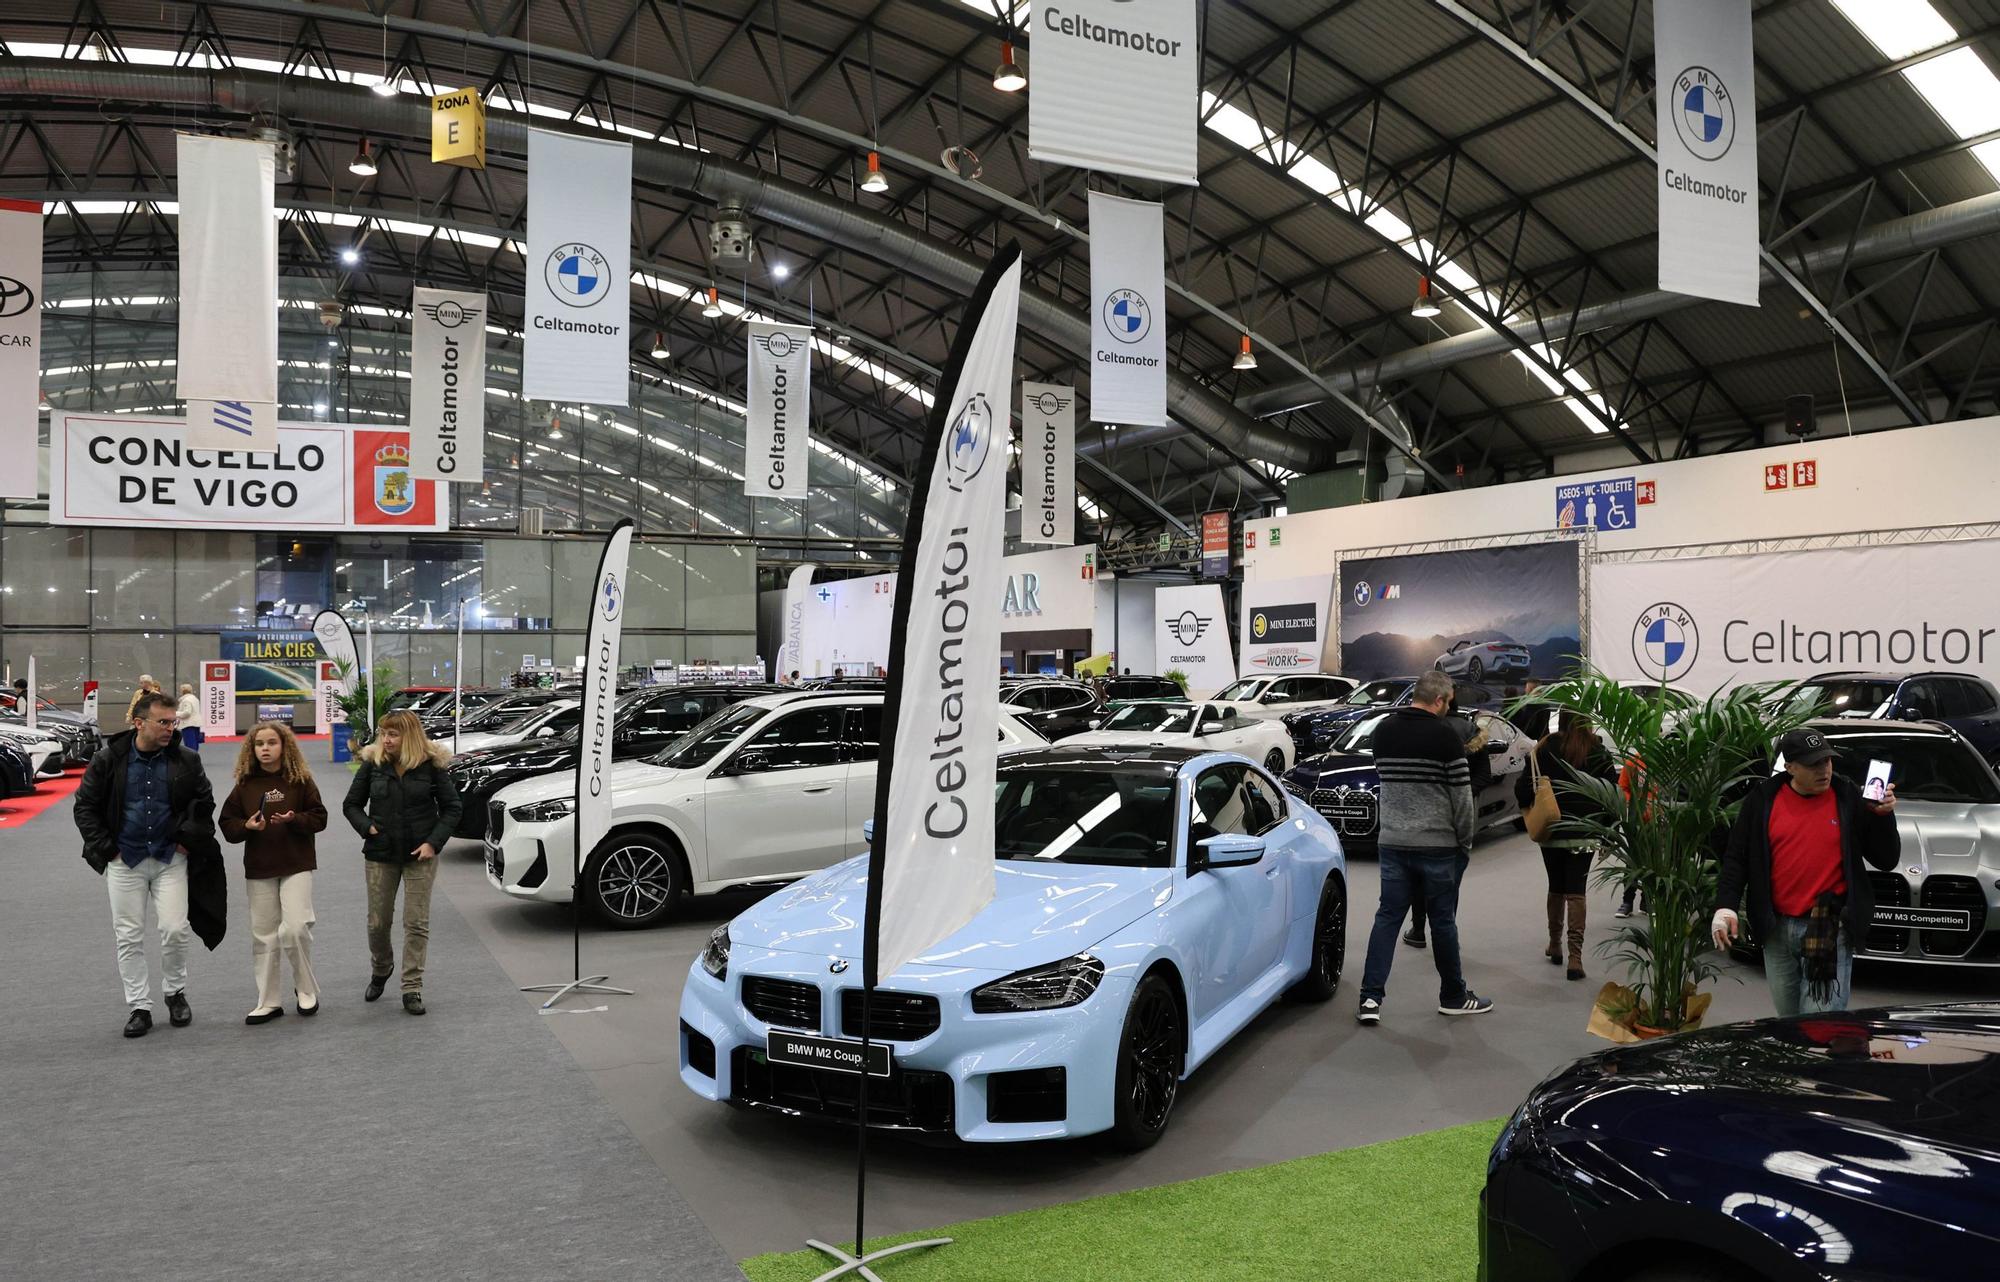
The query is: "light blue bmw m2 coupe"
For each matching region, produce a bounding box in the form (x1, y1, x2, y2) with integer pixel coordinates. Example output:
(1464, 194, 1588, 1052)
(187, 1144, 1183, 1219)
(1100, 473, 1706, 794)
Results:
(678, 745, 1348, 1148)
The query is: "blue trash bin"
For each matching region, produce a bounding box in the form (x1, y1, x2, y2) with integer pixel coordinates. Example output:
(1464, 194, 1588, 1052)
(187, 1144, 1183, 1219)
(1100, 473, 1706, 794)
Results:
(331, 723, 352, 763)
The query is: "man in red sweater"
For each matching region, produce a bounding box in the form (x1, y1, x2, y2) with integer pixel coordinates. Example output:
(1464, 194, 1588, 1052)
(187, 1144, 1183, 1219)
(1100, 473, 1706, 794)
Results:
(1713, 728, 1900, 1016)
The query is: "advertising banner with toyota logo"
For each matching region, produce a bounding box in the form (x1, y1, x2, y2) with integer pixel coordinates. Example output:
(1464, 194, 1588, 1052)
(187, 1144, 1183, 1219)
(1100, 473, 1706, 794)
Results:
(0, 198, 38, 499)
(1155, 583, 1235, 697)
(1592, 540, 2000, 695)
(1240, 574, 1334, 676)
(1655, 0, 1759, 305)
(524, 128, 631, 406)
(1088, 192, 1168, 426)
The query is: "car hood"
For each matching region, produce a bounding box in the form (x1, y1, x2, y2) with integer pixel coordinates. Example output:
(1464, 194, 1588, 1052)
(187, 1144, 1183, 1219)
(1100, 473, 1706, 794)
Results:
(1064, 728, 1195, 750)
(1287, 754, 1377, 787)
(1896, 801, 2000, 872)
(449, 735, 582, 773)
(497, 758, 684, 806)
(728, 854, 1173, 976)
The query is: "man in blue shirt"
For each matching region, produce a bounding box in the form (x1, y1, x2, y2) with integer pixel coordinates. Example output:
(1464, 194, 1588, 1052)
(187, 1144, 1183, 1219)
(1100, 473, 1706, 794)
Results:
(74, 690, 220, 1037)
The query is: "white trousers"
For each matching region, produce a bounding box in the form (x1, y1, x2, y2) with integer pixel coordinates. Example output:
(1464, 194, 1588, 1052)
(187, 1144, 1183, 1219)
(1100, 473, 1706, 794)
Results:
(248, 871, 319, 1010)
(105, 852, 189, 1010)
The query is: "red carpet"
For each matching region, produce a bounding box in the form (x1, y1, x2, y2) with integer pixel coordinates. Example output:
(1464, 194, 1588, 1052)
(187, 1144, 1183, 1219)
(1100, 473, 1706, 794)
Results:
(0, 769, 85, 830)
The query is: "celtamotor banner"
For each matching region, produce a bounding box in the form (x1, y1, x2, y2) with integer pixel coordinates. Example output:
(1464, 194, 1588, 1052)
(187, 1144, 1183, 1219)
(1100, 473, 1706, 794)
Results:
(744, 322, 813, 499)
(865, 246, 1022, 987)
(52, 412, 445, 532)
(1088, 192, 1168, 426)
(0, 198, 42, 499)
(1241, 574, 1334, 676)
(1019, 383, 1074, 546)
(200, 660, 235, 737)
(1029, 0, 1199, 185)
(176, 135, 278, 407)
(576, 520, 635, 875)
(410, 287, 487, 481)
(524, 129, 631, 405)
(1593, 540, 2000, 696)
(185, 398, 278, 452)
(1155, 583, 1235, 697)
(1655, 0, 1759, 306)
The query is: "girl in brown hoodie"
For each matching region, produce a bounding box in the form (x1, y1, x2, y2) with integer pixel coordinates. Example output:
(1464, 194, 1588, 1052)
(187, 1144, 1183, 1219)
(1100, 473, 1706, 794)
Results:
(219, 721, 329, 1024)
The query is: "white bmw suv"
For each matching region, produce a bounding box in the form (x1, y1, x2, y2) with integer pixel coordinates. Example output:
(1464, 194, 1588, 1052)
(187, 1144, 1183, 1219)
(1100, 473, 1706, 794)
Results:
(484, 690, 1044, 927)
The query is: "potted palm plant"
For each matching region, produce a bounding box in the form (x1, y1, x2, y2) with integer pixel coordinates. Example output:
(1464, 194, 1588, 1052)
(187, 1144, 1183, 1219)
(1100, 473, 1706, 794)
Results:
(1519, 668, 1815, 1039)
(331, 659, 400, 757)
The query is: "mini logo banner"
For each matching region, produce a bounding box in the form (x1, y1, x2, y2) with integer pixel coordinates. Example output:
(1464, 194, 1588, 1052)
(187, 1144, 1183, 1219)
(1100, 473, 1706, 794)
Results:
(185, 399, 278, 452)
(410, 286, 487, 481)
(1019, 383, 1075, 546)
(1655, 0, 1759, 306)
(1088, 192, 1168, 426)
(201, 660, 236, 736)
(176, 135, 278, 409)
(1155, 583, 1234, 697)
(0, 198, 43, 499)
(1240, 573, 1333, 676)
(1030, 0, 1200, 185)
(744, 321, 813, 499)
(577, 520, 635, 867)
(524, 129, 632, 405)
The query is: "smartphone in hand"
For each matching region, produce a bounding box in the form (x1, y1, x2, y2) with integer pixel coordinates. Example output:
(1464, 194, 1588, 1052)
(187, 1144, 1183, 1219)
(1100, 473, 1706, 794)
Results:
(1863, 759, 1892, 803)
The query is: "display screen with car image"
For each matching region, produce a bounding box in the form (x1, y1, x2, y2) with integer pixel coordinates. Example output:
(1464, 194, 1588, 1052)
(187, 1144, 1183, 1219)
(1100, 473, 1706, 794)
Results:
(1338, 541, 1581, 686)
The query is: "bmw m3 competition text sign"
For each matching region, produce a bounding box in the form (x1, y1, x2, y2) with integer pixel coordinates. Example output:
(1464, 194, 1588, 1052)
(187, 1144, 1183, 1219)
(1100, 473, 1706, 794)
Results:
(524, 129, 631, 405)
(0, 197, 41, 499)
(1655, 0, 1759, 306)
(1088, 192, 1168, 427)
(409, 286, 488, 481)
(1155, 583, 1235, 698)
(1028, 0, 1199, 185)
(50, 412, 445, 532)
(744, 321, 813, 499)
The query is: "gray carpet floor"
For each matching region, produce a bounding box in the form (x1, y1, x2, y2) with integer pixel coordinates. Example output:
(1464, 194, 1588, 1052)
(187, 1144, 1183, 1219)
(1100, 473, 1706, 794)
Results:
(0, 744, 744, 1282)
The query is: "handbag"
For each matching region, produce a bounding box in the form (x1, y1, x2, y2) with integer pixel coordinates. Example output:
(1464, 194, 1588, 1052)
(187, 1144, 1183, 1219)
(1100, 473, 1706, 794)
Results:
(1524, 745, 1562, 844)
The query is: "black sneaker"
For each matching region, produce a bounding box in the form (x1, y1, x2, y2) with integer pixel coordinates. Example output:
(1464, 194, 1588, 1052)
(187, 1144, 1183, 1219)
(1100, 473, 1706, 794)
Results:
(164, 991, 192, 1027)
(1614, 904, 1633, 919)
(1439, 992, 1495, 1017)
(402, 993, 426, 1017)
(365, 973, 390, 1002)
(123, 1009, 153, 1038)
(1402, 928, 1427, 949)
(1356, 997, 1382, 1025)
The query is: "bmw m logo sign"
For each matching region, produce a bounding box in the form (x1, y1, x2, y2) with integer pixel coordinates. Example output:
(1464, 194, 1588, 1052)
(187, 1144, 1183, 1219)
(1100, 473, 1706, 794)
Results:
(1352, 581, 1399, 607)
(1633, 602, 1698, 682)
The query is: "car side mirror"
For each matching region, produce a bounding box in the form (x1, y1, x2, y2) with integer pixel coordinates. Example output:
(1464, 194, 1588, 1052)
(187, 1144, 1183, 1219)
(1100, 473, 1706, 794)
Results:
(1198, 720, 1227, 736)
(1195, 832, 1265, 870)
(1484, 740, 1508, 756)
(533, 726, 555, 738)
(1901, 706, 1927, 722)
(731, 748, 770, 774)
(1260, 693, 1286, 704)
(861, 818, 875, 844)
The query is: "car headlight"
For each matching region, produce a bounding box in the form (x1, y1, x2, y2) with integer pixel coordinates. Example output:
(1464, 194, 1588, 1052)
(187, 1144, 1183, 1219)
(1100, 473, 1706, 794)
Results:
(508, 797, 576, 823)
(700, 924, 730, 981)
(970, 954, 1105, 1014)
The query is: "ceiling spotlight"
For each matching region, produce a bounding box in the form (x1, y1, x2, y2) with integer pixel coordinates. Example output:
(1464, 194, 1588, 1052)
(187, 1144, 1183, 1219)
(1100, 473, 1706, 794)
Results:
(348, 138, 378, 177)
(340, 246, 361, 266)
(649, 331, 670, 359)
(701, 286, 725, 318)
(1232, 334, 1258, 371)
(992, 40, 1026, 93)
(1411, 274, 1442, 318)
(547, 416, 564, 442)
(771, 262, 790, 280)
(326, 336, 339, 348)
(860, 150, 889, 195)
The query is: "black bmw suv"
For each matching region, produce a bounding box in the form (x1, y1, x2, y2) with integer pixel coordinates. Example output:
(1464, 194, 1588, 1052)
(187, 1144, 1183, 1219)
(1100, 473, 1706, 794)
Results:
(445, 683, 781, 839)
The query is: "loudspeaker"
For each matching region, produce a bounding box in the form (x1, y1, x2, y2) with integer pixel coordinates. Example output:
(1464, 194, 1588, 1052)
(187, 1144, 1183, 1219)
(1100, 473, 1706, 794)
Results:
(1784, 394, 1816, 439)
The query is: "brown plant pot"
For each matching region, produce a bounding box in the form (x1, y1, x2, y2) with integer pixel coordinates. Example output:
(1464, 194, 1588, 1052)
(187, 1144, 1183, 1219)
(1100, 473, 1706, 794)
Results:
(1630, 1022, 1674, 1040)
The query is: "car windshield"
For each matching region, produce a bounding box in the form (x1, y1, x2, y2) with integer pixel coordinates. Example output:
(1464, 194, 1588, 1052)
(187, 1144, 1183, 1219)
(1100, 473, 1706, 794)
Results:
(461, 699, 538, 731)
(1334, 712, 1393, 756)
(1213, 678, 1267, 702)
(1344, 680, 1407, 706)
(650, 702, 766, 768)
(1789, 680, 1897, 718)
(1103, 704, 1197, 733)
(993, 767, 1179, 867)
(508, 702, 576, 734)
(1105, 679, 1176, 701)
(388, 690, 444, 713)
(1826, 734, 2000, 804)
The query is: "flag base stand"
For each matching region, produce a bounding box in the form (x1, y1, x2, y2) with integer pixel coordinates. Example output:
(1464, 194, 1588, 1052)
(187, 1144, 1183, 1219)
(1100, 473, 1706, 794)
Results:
(804, 1237, 952, 1282)
(520, 977, 632, 1010)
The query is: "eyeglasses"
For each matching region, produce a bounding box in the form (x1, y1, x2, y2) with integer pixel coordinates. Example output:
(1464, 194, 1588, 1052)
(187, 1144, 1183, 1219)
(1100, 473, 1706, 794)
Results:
(142, 717, 176, 728)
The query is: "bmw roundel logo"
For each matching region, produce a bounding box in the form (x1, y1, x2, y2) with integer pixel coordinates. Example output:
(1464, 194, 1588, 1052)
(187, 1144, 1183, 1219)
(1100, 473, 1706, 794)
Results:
(600, 573, 623, 622)
(944, 393, 994, 492)
(545, 242, 611, 308)
(1352, 580, 1372, 607)
(1632, 602, 1698, 682)
(1103, 289, 1152, 344)
(829, 958, 849, 974)
(1672, 66, 1735, 162)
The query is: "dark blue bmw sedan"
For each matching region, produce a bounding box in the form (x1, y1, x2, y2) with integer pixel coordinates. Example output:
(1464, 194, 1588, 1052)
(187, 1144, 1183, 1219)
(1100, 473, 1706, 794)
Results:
(1482, 1004, 2000, 1281)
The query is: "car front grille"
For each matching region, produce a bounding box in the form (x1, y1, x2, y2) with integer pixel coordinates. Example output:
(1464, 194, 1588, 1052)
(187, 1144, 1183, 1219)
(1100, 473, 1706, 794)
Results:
(1866, 871, 1910, 953)
(840, 989, 942, 1042)
(487, 799, 506, 841)
(1921, 875, 1986, 957)
(742, 976, 822, 1032)
(731, 1047, 954, 1133)
(1311, 787, 1378, 838)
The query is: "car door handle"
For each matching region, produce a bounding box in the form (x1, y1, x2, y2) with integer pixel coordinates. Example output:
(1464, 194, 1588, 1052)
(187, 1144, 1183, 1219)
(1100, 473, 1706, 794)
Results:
(1265, 865, 1280, 879)
(802, 784, 835, 794)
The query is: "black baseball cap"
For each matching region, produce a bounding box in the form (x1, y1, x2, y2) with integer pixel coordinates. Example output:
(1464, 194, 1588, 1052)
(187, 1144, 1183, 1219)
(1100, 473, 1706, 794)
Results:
(1778, 728, 1837, 765)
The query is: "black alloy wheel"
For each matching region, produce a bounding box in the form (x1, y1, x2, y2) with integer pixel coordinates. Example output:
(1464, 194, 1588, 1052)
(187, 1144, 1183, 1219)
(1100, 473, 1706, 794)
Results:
(1290, 877, 1346, 1002)
(1466, 657, 1484, 682)
(1264, 748, 1286, 773)
(1109, 974, 1183, 1151)
(583, 834, 682, 929)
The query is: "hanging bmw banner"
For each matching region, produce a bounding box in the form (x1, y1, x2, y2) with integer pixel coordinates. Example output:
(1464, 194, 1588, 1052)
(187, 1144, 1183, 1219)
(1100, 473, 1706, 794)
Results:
(1088, 192, 1168, 427)
(1029, 0, 1199, 185)
(1654, 0, 1759, 306)
(524, 129, 631, 405)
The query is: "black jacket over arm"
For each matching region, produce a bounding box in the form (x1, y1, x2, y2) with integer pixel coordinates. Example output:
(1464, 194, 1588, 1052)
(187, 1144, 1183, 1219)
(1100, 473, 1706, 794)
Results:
(1715, 773, 1901, 942)
(73, 728, 227, 949)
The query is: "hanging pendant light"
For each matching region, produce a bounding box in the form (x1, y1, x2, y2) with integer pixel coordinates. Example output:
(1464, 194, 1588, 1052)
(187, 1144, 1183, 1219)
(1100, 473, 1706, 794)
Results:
(649, 332, 670, 359)
(992, 41, 1026, 93)
(860, 150, 889, 194)
(348, 137, 378, 177)
(1411, 275, 1442, 318)
(1232, 334, 1258, 371)
(701, 286, 724, 319)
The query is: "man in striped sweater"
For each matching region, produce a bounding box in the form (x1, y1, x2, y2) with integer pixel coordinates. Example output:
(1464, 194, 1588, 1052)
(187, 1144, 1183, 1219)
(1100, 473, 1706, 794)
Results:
(1357, 670, 1493, 1023)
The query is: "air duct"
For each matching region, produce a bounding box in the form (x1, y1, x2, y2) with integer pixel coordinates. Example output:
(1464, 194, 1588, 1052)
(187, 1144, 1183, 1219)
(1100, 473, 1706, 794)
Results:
(0, 59, 1341, 474)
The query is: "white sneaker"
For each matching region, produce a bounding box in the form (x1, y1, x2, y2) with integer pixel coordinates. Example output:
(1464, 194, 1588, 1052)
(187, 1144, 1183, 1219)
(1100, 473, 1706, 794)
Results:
(1356, 998, 1382, 1025)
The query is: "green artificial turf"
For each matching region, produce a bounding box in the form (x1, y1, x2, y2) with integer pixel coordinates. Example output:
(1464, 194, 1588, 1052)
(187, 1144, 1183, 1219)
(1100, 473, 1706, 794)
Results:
(739, 1117, 1505, 1282)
